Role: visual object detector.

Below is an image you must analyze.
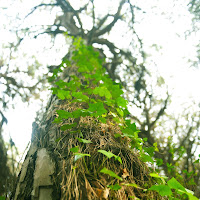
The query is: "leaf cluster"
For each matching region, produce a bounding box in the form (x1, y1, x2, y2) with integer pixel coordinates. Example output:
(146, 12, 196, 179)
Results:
(48, 38, 198, 199)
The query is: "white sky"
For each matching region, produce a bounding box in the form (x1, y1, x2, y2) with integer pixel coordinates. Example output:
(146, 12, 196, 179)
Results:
(1, 0, 200, 156)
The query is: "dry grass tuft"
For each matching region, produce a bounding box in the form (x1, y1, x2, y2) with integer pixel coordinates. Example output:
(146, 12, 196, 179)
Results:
(51, 101, 161, 200)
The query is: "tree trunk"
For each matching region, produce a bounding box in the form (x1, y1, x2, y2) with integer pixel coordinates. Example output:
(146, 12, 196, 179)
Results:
(11, 41, 157, 200)
(12, 95, 62, 200)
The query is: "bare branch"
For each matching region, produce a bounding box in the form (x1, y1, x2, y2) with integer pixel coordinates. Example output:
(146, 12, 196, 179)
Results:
(150, 95, 169, 129)
(94, 0, 126, 37)
(25, 3, 58, 18)
(56, 0, 85, 36)
(96, 14, 111, 29)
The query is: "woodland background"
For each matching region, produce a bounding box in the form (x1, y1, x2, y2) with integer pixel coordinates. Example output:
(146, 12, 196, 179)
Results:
(0, 0, 200, 198)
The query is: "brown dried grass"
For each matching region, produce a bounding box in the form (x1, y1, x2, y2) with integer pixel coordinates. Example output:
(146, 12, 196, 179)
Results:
(52, 101, 161, 200)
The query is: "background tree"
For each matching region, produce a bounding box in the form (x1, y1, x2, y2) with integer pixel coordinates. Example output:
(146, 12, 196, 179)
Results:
(188, 0, 200, 67)
(0, 0, 200, 198)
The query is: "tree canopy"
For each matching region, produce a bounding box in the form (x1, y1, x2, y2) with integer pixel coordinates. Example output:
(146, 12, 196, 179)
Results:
(0, 0, 200, 199)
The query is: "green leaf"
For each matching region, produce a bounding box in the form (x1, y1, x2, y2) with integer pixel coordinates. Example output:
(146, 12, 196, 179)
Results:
(55, 138, 61, 143)
(143, 146, 155, 157)
(74, 153, 91, 162)
(108, 184, 121, 190)
(98, 150, 122, 164)
(109, 84, 123, 99)
(50, 87, 58, 94)
(100, 167, 123, 181)
(76, 138, 92, 144)
(188, 178, 196, 186)
(153, 142, 159, 152)
(122, 183, 146, 191)
(121, 122, 139, 138)
(149, 173, 167, 179)
(140, 153, 154, 163)
(56, 110, 73, 119)
(98, 150, 114, 158)
(93, 86, 112, 99)
(186, 189, 195, 195)
(53, 118, 62, 123)
(0, 196, 6, 200)
(61, 123, 77, 131)
(149, 185, 172, 196)
(72, 109, 82, 118)
(116, 96, 127, 108)
(114, 133, 121, 138)
(70, 146, 79, 153)
(167, 177, 186, 192)
(149, 173, 167, 184)
(116, 108, 124, 117)
(114, 155, 122, 164)
(156, 158, 163, 166)
(98, 116, 107, 123)
(57, 90, 71, 100)
(55, 79, 68, 88)
(72, 92, 89, 102)
(88, 102, 107, 117)
(129, 196, 140, 200)
(187, 193, 199, 200)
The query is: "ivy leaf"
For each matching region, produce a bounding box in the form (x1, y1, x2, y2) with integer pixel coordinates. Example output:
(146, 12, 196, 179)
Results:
(109, 84, 123, 99)
(93, 86, 112, 99)
(72, 109, 82, 118)
(98, 150, 114, 158)
(72, 92, 89, 102)
(149, 185, 172, 196)
(53, 118, 62, 123)
(149, 173, 168, 179)
(156, 158, 163, 166)
(114, 133, 121, 138)
(116, 108, 124, 117)
(55, 138, 61, 143)
(149, 173, 167, 184)
(129, 196, 140, 200)
(187, 193, 199, 200)
(167, 177, 186, 192)
(140, 153, 154, 163)
(76, 137, 92, 144)
(143, 147, 155, 157)
(122, 183, 147, 191)
(98, 117, 107, 123)
(56, 110, 73, 119)
(55, 79, 68, 88)
(57, 90, 71, 100)
(61, 123, 77, 131)
(108, 184, 121, 190)
(98, 150, 122, 164)
(100, 167, 123, 181)
(116, 96, 127, 108)
(74, 153, 91, 162)
(153, 142, 159, 152)
(89, 102, 107, 117)
(70, 146, 79, 153)
(114, 156, 122, 164)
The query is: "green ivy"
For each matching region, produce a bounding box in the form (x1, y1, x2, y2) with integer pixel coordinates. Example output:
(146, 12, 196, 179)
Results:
(49, 37, 198, 199)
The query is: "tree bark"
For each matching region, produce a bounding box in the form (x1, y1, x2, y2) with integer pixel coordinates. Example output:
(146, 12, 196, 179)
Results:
(12, 95, 61, 200)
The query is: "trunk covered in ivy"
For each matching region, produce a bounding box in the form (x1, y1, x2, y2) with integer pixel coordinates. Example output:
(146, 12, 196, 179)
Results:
(11, 40, 161, 200)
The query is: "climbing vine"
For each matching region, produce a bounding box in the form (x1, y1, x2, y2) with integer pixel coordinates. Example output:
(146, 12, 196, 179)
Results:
(47, 37, 198, 200)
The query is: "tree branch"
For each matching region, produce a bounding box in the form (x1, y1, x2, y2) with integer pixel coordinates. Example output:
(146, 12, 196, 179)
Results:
(150, 95, 169, 129)
(94, 0, 126, 37)
(25, 3, 58, 18)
